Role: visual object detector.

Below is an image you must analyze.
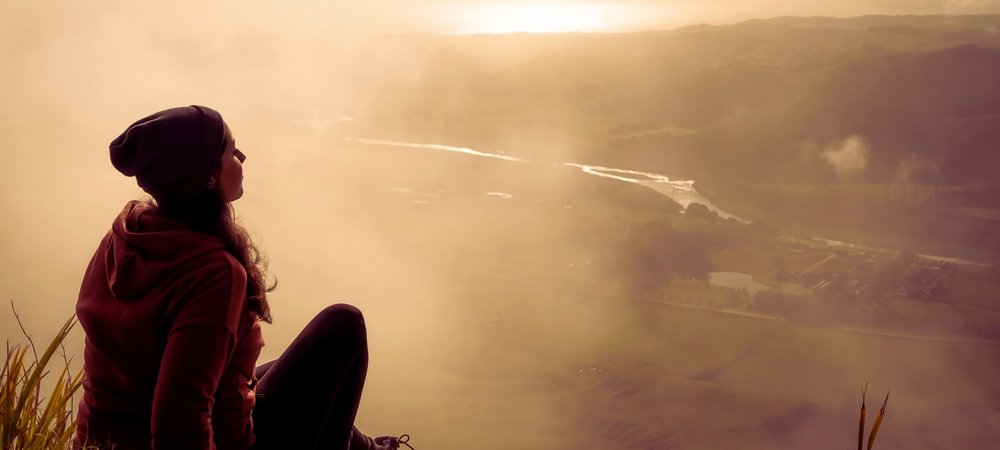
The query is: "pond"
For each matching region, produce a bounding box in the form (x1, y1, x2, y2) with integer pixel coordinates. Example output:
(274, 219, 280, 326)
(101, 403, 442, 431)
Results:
(708, 272, 770, 295)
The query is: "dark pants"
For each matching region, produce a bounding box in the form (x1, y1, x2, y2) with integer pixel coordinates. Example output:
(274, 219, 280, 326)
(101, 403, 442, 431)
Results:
(249, 304, 373, 450)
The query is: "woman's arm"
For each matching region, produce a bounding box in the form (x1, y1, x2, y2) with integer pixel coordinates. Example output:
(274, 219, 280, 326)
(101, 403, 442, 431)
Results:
(151, 254, 247, 450)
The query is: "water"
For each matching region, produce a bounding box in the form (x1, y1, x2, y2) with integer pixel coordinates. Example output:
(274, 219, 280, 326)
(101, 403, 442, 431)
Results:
(708, 272, 770, 295)
(349, 137, 993, 267)
(347, 138, 736, 219)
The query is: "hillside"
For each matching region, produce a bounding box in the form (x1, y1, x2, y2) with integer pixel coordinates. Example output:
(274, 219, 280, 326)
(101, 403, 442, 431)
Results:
(311, 14, 1000, 263)
(620, 44, 1000, 185)
(337, 15, 1000, 186)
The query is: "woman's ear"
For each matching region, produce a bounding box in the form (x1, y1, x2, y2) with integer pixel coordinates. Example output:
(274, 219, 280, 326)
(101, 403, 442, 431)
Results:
(207, 175, 219, 189)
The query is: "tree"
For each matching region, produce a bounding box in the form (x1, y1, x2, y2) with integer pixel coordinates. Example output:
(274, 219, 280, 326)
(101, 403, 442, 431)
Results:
(686, 203, 719, 220)
(620, 218, 714, 296)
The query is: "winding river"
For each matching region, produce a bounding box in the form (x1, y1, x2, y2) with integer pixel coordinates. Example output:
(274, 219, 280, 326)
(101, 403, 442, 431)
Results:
(349, 138, 736, 219)
(349, 137, 989, 267)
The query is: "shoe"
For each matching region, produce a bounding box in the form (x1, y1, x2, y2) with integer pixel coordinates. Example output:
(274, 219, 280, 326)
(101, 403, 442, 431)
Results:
(355, 431, 411, 450)
(373, 436, 400, 450)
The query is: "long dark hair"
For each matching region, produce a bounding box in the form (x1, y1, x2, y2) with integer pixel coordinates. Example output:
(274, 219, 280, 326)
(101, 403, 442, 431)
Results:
(150, 189, 275, 323)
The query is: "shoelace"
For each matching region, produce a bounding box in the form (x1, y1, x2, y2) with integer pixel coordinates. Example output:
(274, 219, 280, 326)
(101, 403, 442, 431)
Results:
(397, 434, 415, 450)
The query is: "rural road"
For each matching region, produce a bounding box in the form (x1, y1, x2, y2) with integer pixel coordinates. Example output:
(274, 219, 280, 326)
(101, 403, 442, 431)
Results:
(799, 252, 838, 274)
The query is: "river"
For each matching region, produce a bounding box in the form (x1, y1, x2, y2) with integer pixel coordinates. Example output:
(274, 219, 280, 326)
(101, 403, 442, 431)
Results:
(349, 137, 990, 267)
(348, 138, 736, 219)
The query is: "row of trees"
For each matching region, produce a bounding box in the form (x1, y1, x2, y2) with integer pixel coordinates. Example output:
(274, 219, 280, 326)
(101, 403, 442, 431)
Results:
(617, 208, 777, 297)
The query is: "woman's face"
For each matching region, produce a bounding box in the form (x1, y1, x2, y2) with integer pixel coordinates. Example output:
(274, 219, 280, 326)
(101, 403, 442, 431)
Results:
(216, 123, 245, 202)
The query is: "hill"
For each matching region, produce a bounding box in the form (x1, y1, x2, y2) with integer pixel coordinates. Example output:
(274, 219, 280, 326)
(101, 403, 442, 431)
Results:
(618, 44, 1000, 185)
(338, 15, 1000, 186)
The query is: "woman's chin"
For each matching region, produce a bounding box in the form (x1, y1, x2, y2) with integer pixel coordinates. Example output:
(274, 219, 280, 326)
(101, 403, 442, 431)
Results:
(223, 187, 245, 203)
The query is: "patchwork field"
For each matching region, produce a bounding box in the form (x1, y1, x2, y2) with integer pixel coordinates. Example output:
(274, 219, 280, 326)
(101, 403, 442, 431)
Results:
(357, 274, 1000, 450)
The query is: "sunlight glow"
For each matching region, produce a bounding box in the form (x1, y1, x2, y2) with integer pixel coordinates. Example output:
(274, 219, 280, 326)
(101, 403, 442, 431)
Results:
(442, 1, 656, 34)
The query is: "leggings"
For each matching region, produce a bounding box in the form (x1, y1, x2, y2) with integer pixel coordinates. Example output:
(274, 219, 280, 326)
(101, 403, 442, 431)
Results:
(249, 304, 373, 450)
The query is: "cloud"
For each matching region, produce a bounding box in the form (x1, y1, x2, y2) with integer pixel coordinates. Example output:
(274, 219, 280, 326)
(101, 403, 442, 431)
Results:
(822, 135, 869, 181)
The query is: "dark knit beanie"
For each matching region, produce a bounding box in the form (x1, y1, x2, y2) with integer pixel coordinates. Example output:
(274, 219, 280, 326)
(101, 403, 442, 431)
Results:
(110, 105, 227, 205)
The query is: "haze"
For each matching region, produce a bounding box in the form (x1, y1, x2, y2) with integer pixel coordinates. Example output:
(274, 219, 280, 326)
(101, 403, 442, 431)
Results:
(3, 1, 1000, 449)
(7, 1, 1000, 35)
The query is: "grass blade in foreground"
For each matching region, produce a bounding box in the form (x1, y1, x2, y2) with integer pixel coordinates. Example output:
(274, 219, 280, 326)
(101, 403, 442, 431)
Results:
(858, 383, 867, 450)
(9, 316, 76, 446)
(866, 389, 890, 450)
(0, 306, 97, 450)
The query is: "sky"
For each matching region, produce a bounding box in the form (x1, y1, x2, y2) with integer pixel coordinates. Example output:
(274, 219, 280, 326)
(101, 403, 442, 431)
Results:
(4, 0, 1000, 36)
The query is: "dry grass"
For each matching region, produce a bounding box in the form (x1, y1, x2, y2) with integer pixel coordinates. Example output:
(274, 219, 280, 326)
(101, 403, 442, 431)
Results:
(1, 302, 97, 450)
(857, 383, 890, 450)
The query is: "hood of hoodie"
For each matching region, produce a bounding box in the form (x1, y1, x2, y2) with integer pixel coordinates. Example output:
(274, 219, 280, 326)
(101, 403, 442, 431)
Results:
(106, 200, 227, 300)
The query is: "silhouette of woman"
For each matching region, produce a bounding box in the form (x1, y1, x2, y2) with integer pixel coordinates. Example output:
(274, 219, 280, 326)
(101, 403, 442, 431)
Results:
(74, 106, 403, 450)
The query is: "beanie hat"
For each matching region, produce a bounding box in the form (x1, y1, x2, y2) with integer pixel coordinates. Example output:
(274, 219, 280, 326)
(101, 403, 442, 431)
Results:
(110, 105, 227, 205)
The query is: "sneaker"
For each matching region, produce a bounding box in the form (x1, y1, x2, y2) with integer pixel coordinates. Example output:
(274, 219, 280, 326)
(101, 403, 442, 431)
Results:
(373, 436, 399, 450)
(376, 434, 414, 450)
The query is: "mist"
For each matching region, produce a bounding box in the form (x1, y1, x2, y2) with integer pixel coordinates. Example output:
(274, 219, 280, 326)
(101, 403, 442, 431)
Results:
(823, 135, 870, 181)
(4, 2, 1000, 449)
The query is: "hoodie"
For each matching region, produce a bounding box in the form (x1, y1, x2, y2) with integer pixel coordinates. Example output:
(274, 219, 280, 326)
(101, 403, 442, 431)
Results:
(75, 201, 264, 450)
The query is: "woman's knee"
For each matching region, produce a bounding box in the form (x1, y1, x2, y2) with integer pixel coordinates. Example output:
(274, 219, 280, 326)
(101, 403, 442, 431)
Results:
(315, 303, 366, 331)
(299, 304, 368, 354)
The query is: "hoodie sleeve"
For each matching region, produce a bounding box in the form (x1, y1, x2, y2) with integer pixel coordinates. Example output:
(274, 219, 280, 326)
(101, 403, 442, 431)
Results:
(151, 252, 247, 450)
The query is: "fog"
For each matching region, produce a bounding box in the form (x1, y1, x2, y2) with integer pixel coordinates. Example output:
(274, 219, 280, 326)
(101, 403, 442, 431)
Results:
(822, 136, 870, 181)
(4, 2, 1000, 449)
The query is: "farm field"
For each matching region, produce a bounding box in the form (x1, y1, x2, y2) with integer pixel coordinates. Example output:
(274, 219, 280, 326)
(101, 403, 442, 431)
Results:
(696, 179, 1000, 267)
(357, 273, 1000, 450)
(950, 265, 1000, 309)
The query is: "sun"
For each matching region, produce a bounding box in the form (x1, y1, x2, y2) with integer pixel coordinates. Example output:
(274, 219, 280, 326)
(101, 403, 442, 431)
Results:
(442, 1, 629, 34)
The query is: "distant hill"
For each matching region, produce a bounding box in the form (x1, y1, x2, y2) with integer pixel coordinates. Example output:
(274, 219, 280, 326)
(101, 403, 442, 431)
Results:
(796, 44, 1000, 183)
(620, 44, 1000, 184)
(343, 14, 1000, 185)
(743, 15, 1000, 31)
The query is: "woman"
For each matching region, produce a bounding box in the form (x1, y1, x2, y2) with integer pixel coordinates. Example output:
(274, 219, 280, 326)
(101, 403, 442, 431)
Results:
(74, 105, 405, 450)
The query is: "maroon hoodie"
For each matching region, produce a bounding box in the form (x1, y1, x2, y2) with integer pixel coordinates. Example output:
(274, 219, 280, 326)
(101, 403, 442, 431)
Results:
(75, 201, 264, 450)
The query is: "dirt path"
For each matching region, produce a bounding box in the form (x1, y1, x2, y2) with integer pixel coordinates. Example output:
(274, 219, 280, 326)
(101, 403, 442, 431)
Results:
(799, 252, 837, 274)
(690, 326, 784, 381)
(836, 326, 1000, 345)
